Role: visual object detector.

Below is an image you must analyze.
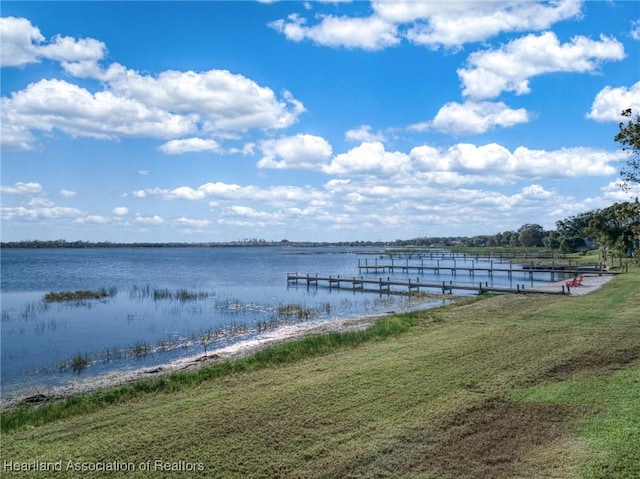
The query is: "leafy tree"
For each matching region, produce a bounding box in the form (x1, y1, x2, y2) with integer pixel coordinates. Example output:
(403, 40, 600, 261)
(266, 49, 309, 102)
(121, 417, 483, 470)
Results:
(542, 231, 561, 250)
(551, 211, 596, 253)
(517, 224, 545, 247)
(612, 109, 640, 262)
(559, 236, 586, 254)
(585, 202, 638, 264)
(492, 232, 503, 246)
(615, 108, 640, 190)
(614, 199, 640, 262)
(556, 211, 594, 238)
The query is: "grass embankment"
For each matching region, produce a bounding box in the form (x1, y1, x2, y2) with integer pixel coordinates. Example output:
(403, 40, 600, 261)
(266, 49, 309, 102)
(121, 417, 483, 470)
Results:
(1, 269, 638, 478)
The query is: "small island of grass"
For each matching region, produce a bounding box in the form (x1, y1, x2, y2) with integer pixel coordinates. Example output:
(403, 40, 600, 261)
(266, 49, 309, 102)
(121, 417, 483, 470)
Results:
(43, 288, 117, 302)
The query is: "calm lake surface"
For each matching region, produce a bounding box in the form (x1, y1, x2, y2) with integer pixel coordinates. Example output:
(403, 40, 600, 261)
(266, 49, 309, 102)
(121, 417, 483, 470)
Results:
(1, 246, 551, 403)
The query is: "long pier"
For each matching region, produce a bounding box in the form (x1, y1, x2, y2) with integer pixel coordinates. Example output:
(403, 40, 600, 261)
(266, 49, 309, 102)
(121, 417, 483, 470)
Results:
(286, 273, 570, 296)
(365, 250, 558, 261)
(357, 258, 609, 282)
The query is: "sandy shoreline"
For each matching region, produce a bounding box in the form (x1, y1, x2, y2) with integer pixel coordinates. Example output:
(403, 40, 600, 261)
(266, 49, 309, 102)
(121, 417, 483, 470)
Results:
(2, 275, 615, 408)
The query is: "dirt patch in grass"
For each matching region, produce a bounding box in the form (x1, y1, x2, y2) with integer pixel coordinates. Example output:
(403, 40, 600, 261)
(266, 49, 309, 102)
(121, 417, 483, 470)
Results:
(549, 345, 640, 381)
(415, 399, 587, 479)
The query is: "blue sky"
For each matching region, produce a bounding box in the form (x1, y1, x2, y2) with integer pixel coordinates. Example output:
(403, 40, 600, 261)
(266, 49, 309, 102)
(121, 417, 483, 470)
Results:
(1, 1, 639, 243)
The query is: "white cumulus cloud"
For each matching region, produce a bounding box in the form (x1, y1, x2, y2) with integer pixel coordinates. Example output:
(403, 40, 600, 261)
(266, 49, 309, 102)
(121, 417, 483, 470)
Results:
(0, 16, 45, 67)
(100, 64, 305, 133)
(0, 16, 106, 68)
(345, 125, 386, 142)
(59, 189, 77, 198)
(631, 19, 640, 41)
(134, 214, 164, 225)
(159, 138, 222, 155)
(1, 18, 305, 151)
(587, 81, 640, 122)
(271, 0, 583, 50)
(428, 101, 530, 135)
(2, 79, 195, 141)
(376, 0, 583, 47)
(0, 181, 43, 194)
(459, 32, 625, 100)
(175, 217, 212, 229)
(269, 13, 399, 50)
(258, 134, 332, 170)
(1, 197, 83, 221)
(324, 141, 411, 176)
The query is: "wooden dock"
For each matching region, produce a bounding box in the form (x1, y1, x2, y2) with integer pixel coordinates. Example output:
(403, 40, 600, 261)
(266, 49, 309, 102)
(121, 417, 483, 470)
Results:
(365, 250, 557, 261)
(286, 273, 570, 296)
(357, 258, 610, 282)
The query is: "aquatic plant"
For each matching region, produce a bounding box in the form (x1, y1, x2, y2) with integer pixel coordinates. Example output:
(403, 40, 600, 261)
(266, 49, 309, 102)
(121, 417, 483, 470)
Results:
(19, 301, 49, 320)
(153, 289, 173, 300)
(44, 288, 117, 303)
(70, 353, 91, 374)
(156, 339, 176, 352)
(131, 341, 152, 358)
(33, 321, 46, 335)
(129, 285, 213, 302)
(276, 304, 319, 321)
(129, 284, 151, 300)
(175, 289, 209, 302)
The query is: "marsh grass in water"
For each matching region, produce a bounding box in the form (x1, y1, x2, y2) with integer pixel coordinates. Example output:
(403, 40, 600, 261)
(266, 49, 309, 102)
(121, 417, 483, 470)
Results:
(275, 303, 328, 320)
(58, 353, 92, 374)
(131, 341, 152, 358)
(129, 284, 213, 302)
(48, 301, 335, 375)
(1, 301, 51, 322)
(70, 353, 91, 374)
(43, 288, 117, 303)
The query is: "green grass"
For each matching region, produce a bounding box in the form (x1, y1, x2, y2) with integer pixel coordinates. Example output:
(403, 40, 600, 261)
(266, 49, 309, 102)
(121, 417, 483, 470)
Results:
(1, 269, 638, 478)
(512, 366, 640, 479)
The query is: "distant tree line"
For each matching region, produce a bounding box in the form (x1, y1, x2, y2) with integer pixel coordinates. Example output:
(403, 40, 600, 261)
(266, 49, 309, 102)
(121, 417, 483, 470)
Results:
(399, 201, 637, 261)
(0, 238, 395, 249)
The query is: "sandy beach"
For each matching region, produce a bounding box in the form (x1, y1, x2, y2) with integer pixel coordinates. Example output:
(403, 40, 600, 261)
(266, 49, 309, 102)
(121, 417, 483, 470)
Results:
(3, 274, 616, 408)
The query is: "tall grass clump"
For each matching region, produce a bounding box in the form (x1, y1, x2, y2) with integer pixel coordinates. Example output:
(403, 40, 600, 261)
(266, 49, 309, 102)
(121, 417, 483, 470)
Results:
(44, 288, 117, 302)
(70, 352, 91, 374)
(275, 303, 319, 321)
(131, 341, 152, 358)
(152, 287, 211, 302)
(129, 285, 213, 302)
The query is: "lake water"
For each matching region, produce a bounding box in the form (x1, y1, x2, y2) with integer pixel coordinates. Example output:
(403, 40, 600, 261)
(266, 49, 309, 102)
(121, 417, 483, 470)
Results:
(0, 246, 553, 404)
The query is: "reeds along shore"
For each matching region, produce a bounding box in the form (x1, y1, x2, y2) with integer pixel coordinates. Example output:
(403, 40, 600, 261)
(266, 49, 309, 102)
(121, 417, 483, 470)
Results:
(3, 285, 345, 399)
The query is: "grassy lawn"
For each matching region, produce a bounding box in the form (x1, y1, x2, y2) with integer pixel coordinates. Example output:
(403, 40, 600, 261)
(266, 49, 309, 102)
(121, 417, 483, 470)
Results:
(1, 268, 638, 478)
